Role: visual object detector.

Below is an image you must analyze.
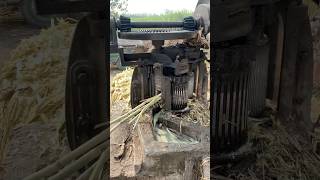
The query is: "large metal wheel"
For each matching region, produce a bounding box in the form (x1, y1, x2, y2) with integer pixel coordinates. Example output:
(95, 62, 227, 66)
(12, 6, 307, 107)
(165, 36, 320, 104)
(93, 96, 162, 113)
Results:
(65, 15, 107, 150)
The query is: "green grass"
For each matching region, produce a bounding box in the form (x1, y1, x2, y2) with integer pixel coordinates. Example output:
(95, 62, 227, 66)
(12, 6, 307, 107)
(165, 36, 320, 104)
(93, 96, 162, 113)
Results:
(127, 10, 193, 22)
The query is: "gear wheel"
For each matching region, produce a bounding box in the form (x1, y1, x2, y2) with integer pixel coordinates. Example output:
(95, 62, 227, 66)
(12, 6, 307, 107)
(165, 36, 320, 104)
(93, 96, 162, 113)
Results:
(119, 16, 131, 32)
(183, 16, 197, 31)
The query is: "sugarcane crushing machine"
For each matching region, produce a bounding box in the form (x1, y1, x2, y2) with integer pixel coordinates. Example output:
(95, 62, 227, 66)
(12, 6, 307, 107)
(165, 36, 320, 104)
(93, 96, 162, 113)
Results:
(34, 0, 316, 162)
(110, 16, 209, 110)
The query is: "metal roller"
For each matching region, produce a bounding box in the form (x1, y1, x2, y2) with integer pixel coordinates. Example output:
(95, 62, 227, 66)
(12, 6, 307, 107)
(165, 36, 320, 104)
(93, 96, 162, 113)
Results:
(248, 43, 270, 117)
(212, 44, 250, 153)
(162, 75, 189, 111)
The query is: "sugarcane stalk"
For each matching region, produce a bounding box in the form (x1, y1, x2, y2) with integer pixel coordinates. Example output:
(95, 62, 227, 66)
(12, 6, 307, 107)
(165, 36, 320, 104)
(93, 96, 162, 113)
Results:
(110, 96, 154, 124)
(94, 122, 108, 129)
(25, 94, 161, 180)
(76, 161, 97, 180)
(89, 151, 106, 180)
(48, 143, 107, 180)
(133, 95, 161, 129)
(128, 114, 139, 124)
(110, 105, 141, 125)
(112, 94, 161, 131)
(111, 110, 139, 132)
(24, 129, 108, 180)
(110, 107, 141, 132)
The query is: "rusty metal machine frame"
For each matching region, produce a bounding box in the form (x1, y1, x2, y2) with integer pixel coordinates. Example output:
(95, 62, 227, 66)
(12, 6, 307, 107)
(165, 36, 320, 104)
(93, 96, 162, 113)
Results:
(110, 16, 209, 110)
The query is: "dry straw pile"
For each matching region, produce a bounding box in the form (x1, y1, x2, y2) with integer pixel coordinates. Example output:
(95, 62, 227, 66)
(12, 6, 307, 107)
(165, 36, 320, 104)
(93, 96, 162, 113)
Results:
(248, 120, 320, 180)
(111, 68, 133, 104)
(215, 117, 320, 180)
(0, 20, 76, 162)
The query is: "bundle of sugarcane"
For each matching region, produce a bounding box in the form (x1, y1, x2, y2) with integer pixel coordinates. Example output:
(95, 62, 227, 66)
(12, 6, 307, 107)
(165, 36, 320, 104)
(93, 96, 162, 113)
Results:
(200, 157, 210, 180)
(213, 118, 320, 180)
(24, 94, 162, 180)
(24, 128, 108, 180)
(111, 93, 162, 131)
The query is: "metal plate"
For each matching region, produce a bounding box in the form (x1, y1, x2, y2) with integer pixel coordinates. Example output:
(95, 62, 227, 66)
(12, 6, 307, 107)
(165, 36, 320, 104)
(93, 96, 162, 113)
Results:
(130, 66, 156, 108)
(212, 0, 253, 42)
(130, 67, 144, 108)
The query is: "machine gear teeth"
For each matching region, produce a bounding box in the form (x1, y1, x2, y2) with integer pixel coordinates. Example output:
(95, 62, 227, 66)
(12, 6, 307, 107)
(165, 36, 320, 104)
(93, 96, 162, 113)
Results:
(183, 16, 197, 31)
(119, 16, 131, 32)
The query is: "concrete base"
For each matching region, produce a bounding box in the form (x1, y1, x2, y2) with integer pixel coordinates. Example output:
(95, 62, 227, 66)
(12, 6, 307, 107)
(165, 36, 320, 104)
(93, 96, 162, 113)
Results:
(135, 112, 209, 178)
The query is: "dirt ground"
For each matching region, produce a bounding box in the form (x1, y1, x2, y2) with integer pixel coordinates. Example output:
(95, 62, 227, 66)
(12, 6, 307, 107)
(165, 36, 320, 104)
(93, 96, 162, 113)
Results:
(1, 121, 70, 180)
(0, 14, 41, 179)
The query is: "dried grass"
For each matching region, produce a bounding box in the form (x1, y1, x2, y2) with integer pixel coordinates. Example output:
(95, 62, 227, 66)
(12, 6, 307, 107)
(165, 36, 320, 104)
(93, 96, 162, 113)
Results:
(224, 118, 320, 180)
(110, 68, 133, 105)
(0, 20, 75, 162)
(187, 99, 210, 127)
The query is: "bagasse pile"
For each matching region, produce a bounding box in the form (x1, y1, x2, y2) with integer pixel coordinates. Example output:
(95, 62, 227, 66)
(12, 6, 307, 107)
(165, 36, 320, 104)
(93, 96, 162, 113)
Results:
(187, 99, 210, 126)
(221, 118, 320, 180)
(0, 20, 76, 162)
(111, 68, 133, 104)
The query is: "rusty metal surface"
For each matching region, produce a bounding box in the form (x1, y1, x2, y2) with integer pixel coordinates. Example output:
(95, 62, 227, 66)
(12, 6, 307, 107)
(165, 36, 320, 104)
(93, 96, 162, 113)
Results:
(212, 45, 250, 153)
(248, 44, 270, 117)
(212, 0, 253, 42)
(65, 15, 107, 149)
